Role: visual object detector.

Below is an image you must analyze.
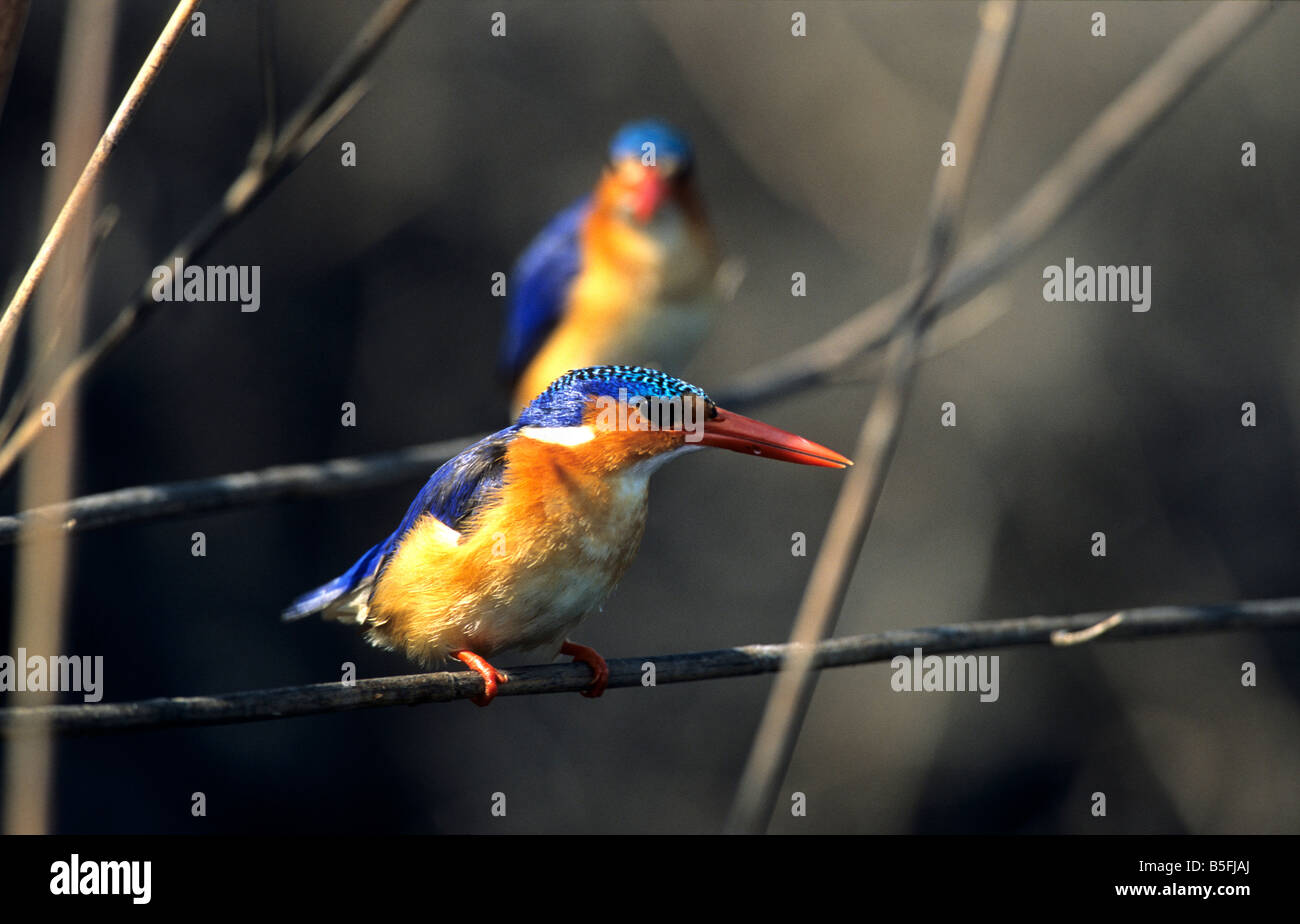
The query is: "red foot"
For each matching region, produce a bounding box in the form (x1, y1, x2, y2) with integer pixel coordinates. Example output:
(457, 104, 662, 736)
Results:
(454, 650, 509, 707)
(561, 641, 609, 699)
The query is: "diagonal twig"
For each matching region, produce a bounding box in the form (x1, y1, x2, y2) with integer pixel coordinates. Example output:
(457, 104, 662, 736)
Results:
(726, 0, 1022, 836)
(0, 207, 118, 448)
(0, 0, 30, 127)
(2, 596, 1296, 738)
(0, 0, 200, 387)
(0, 0, 422, 483)
(713, 0, 1277, 409)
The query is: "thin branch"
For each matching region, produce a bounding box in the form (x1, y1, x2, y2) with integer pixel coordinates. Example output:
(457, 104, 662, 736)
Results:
(0, 0, 30, 127)
(0, 0, 200, 386)
(1051, 612, 1124, 646)
(712, 0, 1277, 409)
(2, 597, 1296, 739)
(0, 206, 118, 447)
(823, 292, 1010, 388)
(727, 0, 1021, 836)
(0, 434, 477, 544)
(251, 0, 279, 165)
(0, 0, 422, 483)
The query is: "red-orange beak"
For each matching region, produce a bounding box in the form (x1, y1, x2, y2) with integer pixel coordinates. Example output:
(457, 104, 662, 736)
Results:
(631, 169, 669, 223)
(697, 407, 852, 469)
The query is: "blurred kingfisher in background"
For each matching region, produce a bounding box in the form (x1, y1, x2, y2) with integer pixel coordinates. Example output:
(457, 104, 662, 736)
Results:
(285, 365, 849, 706)
(499, 119, 730, 416)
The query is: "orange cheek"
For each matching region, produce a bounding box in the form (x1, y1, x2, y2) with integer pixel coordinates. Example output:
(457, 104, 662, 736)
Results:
(590, 431, 681, 470)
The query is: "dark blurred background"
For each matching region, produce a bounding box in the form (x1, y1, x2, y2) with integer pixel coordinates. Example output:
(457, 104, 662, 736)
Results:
(0, 0, 1297, 834)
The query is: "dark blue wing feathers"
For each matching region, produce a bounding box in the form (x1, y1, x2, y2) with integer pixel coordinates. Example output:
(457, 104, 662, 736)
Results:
(498, 196, 589, 384)
(282, 429, 516, 620)
(391, 428, 513, 538)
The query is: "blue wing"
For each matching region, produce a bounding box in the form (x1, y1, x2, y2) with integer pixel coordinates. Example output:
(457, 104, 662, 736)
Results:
(498, 196, 589, 385)
(388, 427, 514, 539)
(282, 428, 516, 621)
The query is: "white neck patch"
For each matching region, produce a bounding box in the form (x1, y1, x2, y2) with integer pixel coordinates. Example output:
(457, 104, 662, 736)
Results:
(519, 425, 597, 446)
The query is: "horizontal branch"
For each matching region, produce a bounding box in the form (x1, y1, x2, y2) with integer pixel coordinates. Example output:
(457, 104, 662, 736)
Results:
(3, 596, 1297, 738)
(0, 434, 476, 543)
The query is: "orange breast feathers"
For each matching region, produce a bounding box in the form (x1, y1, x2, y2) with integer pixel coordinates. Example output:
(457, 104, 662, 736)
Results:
(364, 426, 681, 667)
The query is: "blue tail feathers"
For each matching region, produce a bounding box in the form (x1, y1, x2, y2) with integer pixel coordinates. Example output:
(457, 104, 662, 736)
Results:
(282, 539, 389, 621)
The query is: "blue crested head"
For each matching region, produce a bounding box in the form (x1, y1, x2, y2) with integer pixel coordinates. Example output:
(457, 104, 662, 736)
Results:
(608, 119, 694, 171)
(518, 365, 713, 428)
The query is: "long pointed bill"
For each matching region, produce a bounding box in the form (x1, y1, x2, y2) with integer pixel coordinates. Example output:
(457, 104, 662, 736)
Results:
(698, 407, 852, 469)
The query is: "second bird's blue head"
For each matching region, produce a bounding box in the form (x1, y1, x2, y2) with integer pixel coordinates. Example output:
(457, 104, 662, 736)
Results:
(598, 119, 698, 225)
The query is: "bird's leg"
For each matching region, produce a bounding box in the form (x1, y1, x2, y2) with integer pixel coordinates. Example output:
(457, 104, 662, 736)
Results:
(561, 641, 609, 698)
(454, 650, 509, 707)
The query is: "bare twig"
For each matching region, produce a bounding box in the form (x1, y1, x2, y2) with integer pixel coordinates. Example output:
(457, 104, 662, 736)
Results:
(253, 0, 279, 163)
(1052, 612, 1124, 646)
(0, 0, 200, 386)
(0, 433, 478, 544)
(0, 207, 118, 448)
(823, 292, 1010, 388)
(0, 0, 421, 482)
(2, 597, 1296, 739)
(0, 0, 29, 126)
(727, 0, 1021, 836)
(713, 0, 1276, 409)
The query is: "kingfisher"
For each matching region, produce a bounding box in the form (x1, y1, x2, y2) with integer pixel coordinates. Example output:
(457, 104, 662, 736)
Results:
(284, 365, 850, 706)
(499, 119, 727, 416)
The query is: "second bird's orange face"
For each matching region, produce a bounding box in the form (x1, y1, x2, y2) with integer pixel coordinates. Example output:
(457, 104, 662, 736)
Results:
(599, 157, 683, 225)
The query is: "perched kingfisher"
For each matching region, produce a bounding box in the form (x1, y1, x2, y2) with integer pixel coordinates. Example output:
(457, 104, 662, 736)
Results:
(499, 119, 727, 416)
(284, 366, 850, 706)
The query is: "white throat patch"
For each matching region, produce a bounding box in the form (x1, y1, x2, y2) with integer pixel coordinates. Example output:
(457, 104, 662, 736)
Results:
(518, 425, 597, 446)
